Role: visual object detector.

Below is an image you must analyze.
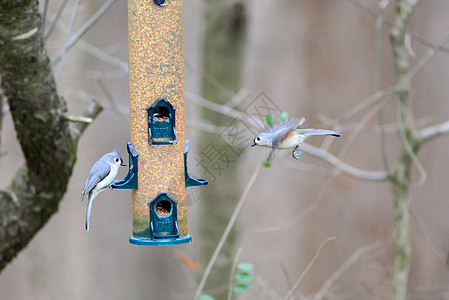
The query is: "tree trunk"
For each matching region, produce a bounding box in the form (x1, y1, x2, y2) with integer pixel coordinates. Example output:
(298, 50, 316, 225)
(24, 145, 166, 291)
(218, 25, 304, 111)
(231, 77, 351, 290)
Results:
(0, 0, 101, 273)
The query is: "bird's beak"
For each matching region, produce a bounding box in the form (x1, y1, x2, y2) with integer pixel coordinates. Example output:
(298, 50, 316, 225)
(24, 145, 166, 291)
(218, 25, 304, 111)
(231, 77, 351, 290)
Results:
(251, 142, 256, 147)
(121, 162, 126, 166)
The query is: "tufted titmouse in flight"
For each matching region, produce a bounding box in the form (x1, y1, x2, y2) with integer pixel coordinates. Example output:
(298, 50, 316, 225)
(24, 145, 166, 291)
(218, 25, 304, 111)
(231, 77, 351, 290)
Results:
(251, 117, 341, 161)
(81, 150, 126, 231)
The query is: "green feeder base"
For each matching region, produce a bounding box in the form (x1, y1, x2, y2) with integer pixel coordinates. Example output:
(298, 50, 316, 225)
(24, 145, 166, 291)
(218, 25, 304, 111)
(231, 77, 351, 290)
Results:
(129, 235, 192, 246)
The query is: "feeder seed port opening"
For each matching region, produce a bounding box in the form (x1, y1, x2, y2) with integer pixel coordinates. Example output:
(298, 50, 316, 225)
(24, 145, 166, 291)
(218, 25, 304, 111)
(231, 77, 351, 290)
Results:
(147, 98, 177, 145)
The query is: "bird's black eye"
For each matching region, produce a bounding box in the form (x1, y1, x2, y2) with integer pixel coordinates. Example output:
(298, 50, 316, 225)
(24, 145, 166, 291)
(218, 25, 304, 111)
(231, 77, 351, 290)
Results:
(115, 158, 120, 163)
(256, 137, 261, 141)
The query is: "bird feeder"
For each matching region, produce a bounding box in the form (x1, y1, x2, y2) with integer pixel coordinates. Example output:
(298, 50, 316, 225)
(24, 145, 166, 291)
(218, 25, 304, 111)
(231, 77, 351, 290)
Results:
(112, 0, 207, 246)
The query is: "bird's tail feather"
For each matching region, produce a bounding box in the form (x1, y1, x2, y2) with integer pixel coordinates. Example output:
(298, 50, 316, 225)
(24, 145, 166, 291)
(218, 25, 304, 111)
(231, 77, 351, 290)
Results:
(297, 129, 341, 137)
(85, 193, 94, 231)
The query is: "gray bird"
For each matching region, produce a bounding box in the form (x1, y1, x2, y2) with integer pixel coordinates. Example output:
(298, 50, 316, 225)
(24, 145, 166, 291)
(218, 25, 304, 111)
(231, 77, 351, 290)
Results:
(251, 118, 341, 161)
(81, 150, 126, 231)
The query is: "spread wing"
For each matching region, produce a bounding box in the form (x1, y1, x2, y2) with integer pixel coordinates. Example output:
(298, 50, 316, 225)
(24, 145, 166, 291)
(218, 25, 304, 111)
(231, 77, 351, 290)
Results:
(81, 160, 110, 199)
(271, 118, 305, 148)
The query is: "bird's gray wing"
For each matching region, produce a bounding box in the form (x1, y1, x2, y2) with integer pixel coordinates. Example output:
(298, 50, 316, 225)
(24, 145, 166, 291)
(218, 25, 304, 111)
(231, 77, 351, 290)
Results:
(271, 118, 305, 147)
(81, 160, 110, 199)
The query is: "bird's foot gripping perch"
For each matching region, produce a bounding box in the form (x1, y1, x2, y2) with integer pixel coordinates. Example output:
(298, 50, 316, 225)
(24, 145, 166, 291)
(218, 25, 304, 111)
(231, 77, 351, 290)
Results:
(109, 180, 121, 193)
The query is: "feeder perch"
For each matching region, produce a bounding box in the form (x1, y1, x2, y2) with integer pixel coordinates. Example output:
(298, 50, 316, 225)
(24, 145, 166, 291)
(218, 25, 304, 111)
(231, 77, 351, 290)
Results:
(112, 142, 139, 190)
(185, 141, 208, 187)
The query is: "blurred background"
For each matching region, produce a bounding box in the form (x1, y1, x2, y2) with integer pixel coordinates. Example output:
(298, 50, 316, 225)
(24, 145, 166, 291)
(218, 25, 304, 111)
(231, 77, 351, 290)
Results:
(1, 0, 449, 299)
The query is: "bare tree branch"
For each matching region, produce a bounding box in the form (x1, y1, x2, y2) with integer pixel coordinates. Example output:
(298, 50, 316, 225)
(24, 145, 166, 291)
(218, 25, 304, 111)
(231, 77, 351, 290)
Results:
(417, 119, 449, 143)
(390, 1, 421, 299)
(301, 144, 388, 181)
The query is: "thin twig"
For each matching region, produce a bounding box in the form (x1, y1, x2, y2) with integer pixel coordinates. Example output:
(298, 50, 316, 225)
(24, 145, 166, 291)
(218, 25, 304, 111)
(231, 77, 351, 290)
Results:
(396, 106, 427, 187)
(58, 82, 129, 116)
(399, 32, 449, 91)
(185, 61, 236, 102)
(44, 0, 70, 39)
(186, 118, 229, 135)
(54, 0, 82, 80)
(340, 98, 384, 158)
(223, 88, 249, 109)
(280, 262, 295, 298)
(254, 275, 284, 300)
(78, 40, 129, 72)
(46, 11, 129, 72)
(417, 119, 449, 143)
(337, 86, 396, 122)
(319, 115, 433, 134)
(194, 161, 262, 300)
(186, 91, 260, 129)
(51, 0, 119, 66)
(42, 0, 50, 31)
(344, 0, 449, 53)
(410, 211, 447, 265)
(338, 31, 449, 124)
(70, 100, 103, 140)
(301, 143, 388, 181)
(313, 241, 383, 300)
(66, 115, 94, 124)
(227, 247, 243, 300)
(375, 1, 391, 174)
(283, 236, 336, 300)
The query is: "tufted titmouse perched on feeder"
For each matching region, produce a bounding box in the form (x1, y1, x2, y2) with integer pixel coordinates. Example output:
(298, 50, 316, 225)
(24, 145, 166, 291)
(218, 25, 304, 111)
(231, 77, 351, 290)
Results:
(251, 117, 341, 161)
(81, 150, 126, 231)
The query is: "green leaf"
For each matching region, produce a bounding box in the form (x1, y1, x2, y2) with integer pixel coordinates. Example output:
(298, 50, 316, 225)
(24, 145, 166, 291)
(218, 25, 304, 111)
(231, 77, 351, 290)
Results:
(266, 114, 274, 128)
(233, 284, 251, 293)
(279, 111, 289, 121)
(199, 294, 215, 300)
(237, 263, 254, 271)
(235, 272, 255, 282)
(263, 161, 271, 168)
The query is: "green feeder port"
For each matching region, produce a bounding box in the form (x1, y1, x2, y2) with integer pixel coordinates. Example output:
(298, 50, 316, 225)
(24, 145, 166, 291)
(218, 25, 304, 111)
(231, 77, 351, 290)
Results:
(147, 98, 177, 145)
